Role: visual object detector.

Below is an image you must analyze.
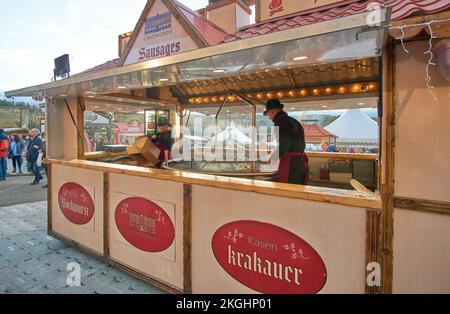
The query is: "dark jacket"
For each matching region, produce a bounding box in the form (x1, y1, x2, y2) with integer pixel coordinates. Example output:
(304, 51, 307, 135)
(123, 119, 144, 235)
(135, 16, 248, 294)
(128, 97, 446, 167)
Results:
(27, 136, 44, 162)
(151, 131, 174, 151)
(273, 111, 307, 185)
(9, 140, 25, 156)
(273, 111, 306, 158)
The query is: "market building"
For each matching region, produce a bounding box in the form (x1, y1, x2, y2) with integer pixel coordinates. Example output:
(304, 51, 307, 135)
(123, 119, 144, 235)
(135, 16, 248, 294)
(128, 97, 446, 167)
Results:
(6, 0, 450, 294)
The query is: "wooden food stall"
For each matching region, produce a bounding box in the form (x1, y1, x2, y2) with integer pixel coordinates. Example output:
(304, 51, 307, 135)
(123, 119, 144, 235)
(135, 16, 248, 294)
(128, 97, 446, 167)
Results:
(6, 0, 450, 294)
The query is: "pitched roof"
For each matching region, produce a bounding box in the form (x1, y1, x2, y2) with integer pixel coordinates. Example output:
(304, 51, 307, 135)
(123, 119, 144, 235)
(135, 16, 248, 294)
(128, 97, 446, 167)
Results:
(119, 0, 227, 65)
(304, 123, 337, 138)
(74, 58, 121, 77)
(174, 0, 228, 46)
(222, 0, 450, 43)
(74, 0, 450, 76)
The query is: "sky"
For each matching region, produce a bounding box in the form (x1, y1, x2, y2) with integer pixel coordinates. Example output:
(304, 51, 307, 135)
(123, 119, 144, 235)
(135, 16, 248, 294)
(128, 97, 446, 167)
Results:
(0, 0, 210, 93)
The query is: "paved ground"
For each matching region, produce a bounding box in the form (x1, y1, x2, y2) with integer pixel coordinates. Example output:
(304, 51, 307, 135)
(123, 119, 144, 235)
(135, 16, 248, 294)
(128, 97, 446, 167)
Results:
(0, 173, 48, 207)
(0, 176, 164, 294)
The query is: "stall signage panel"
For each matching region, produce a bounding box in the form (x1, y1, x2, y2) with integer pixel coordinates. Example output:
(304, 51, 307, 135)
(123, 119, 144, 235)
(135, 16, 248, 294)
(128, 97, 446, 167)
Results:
(115, 197, 175, 252)
(58, 182, 95, 225)
(124, 0, 198, 65)
(212, 221, 327, 294)
(259, 0, 356, 21)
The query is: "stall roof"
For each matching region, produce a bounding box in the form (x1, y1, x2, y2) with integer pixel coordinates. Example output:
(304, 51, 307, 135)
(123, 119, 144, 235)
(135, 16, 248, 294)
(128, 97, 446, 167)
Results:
(6, 8, 387, 98)
(223, 0, 450, 43)
(74, 0, 450, 78)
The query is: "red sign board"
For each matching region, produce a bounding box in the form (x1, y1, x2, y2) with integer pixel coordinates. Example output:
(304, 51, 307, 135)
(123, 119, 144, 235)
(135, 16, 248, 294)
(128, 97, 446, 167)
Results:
(115, 197, 175, 252)
(212, 221, 327, 294)
(58, 182, 95, 225)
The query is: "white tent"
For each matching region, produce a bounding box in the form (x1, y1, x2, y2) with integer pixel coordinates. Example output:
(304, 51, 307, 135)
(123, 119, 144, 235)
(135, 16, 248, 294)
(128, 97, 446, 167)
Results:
(216, 122, 252, 145)
(324, 109, 378, 146)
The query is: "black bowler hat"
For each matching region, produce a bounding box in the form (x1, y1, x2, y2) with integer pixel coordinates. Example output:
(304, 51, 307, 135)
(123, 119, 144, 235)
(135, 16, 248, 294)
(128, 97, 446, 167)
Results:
(263, 99, 284, 116)
(158, 118, 171, 127)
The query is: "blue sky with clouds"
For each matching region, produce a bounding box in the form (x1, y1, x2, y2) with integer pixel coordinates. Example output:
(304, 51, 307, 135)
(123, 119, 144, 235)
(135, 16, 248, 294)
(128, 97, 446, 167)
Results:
(0, 0, 209, 92)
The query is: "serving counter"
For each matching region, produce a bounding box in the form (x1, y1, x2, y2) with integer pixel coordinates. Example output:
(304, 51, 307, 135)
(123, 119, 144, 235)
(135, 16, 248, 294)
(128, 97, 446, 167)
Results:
(47, 158, 381, 293)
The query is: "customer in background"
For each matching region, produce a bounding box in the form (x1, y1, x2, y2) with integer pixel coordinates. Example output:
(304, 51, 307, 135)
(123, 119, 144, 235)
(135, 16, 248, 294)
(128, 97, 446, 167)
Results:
(22, 134, 32, 173)
(41, 132, 48, 188)
(0, 129, 9, 181)
(9, 134, 25, 174)
(26, 129, 44, 185)
(320, 141, 336, 153)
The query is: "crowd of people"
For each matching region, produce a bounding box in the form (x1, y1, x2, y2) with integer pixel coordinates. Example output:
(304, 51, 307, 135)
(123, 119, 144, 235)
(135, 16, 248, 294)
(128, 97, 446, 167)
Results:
(0, 128, 48, 187)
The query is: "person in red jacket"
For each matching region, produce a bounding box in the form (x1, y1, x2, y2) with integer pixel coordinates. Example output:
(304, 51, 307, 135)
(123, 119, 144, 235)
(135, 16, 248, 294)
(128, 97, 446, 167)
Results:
(0, 129, 10, 181)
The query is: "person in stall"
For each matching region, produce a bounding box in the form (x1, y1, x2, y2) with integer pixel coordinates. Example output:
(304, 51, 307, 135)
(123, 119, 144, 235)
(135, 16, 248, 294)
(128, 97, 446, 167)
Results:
(264, 99, 309, 185)
(150, 118, 174, 167)
(320, 141, 336, 153)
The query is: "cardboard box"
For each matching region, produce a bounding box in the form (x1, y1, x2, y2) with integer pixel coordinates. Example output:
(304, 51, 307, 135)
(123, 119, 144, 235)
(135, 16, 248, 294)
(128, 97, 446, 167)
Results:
(127, 136, 161, 167)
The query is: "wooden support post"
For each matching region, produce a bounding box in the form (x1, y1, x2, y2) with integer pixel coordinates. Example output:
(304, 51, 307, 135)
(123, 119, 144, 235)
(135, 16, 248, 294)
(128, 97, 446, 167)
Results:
(103, 172, 110, 260)
(366, 209, 381, 294)
(380, 42, 396, 294)
(47, 163, 52, 233)
(77, 96, 85, 159)
(183, 184, 192, 294)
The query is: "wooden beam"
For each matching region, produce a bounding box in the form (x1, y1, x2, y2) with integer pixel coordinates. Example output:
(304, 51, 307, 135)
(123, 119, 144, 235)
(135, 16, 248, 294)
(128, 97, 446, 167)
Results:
(103, 173, 110, 258)
(47, 163, 52, 234)
(365, 209, 381, 294)
(183, 184, 193, 294)
(394, 197, 450, 216)
(389, 10, 450, 40)
(77, 97, 85, 160)
(379, 42, 396, 294)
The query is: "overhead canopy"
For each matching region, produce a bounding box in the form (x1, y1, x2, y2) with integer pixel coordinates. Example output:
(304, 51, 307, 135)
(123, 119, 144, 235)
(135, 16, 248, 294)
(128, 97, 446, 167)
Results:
(6, 10, 387, 99)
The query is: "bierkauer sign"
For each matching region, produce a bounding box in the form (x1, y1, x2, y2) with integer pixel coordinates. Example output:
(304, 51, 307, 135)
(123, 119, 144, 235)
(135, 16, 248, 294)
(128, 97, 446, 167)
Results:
(212, 221, 327, 294)
(58, 182, 95, 225)
(115, 197, 175, 252)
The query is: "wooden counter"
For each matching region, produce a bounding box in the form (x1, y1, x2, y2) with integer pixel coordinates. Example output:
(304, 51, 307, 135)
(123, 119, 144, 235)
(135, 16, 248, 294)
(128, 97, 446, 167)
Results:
(48, 158, 381, 209)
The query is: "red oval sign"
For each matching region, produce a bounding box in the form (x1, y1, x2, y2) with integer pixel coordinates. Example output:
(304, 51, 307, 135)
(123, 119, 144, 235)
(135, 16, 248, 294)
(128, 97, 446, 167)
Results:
(58, 182, 95, 225)
(115, 197, 175, 252)
(212, 221, 327, 294)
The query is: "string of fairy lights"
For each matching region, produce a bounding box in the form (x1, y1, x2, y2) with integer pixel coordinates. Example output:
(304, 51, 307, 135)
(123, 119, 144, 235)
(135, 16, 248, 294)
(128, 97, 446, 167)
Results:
(187, 82, 378, 105)
(185, 18, 449, 105)
(389, 17, 450, 102)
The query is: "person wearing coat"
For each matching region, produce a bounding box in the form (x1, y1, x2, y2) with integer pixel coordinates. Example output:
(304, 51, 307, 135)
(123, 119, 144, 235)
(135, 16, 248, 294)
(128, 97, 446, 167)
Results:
(150, 118, 174, 167)
(9, 134, 25, 174)
(0, 129, 9, 181)
(264, 99, 309, 185)
(25, 129, 44, 185)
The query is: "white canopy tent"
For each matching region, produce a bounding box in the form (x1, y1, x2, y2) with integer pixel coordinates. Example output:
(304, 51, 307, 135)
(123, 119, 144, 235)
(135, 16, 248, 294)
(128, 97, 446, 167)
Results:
(215, 122, 252, 145)
(324, 109, 379, 147)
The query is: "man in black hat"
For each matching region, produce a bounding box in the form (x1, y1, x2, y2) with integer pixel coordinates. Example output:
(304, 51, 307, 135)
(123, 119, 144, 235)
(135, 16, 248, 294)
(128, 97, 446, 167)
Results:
(264, 99, 309, 185)
(150, 118, 174, 166)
